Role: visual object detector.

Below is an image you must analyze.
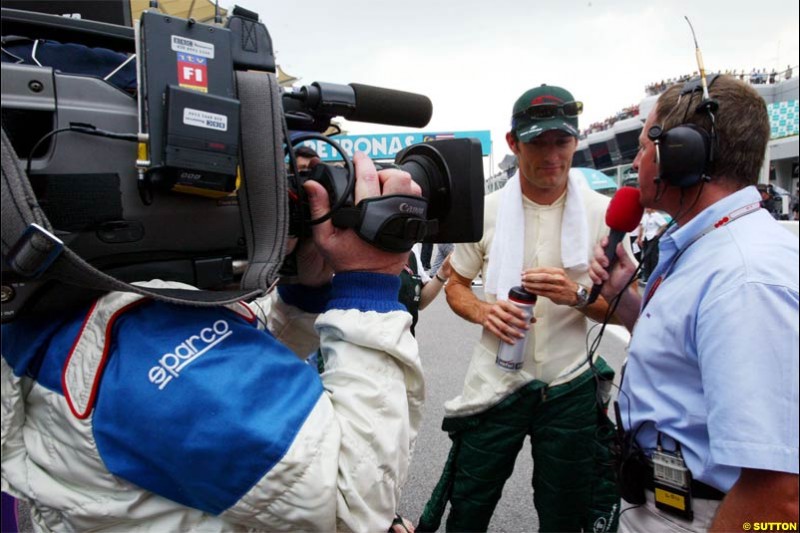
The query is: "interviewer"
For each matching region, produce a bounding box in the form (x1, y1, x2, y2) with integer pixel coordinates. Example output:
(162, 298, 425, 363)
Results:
(589, 75, 798, 532)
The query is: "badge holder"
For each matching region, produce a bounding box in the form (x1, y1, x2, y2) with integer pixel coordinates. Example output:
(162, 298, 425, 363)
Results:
(652, 434, 693, 520)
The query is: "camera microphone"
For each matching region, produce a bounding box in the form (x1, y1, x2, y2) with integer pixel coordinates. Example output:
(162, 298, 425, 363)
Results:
(588, 187, 644, 304)
(347, 83, 432, 127)
(285, 82, 432, 129)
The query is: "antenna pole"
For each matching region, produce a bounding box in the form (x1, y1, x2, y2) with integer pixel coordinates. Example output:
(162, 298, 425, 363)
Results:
(685, 16, 710, 101)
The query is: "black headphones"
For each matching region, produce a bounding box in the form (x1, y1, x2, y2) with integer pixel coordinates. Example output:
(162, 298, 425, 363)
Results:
(647, 75, 719, 188)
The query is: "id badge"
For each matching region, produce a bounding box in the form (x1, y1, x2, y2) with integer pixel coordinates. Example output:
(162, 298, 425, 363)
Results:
(652, 449, 694, 520)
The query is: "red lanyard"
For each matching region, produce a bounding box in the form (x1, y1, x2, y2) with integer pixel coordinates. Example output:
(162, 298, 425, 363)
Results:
(643, 202, 761, 309)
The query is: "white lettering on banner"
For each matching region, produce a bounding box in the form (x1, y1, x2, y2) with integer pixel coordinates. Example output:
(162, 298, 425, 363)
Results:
(354, 137, 371, 153)
(171, 35, 215, 59)
(316, 141, 330, 159)
(372, 137, 388, 155)
(148, 320, 231, 390)
(339, 138, 354, 155)
(183, 108, 228, 131)
(389, 137, 404, 153)
(304, 134, 425, 161)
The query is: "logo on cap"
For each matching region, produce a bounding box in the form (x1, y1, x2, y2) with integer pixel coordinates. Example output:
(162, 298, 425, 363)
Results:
(530, 95, 565, 106)
(520, 124, 543, 137)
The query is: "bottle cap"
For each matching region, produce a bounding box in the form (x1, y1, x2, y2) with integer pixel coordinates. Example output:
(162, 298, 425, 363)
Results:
(508, 286, 537, 304)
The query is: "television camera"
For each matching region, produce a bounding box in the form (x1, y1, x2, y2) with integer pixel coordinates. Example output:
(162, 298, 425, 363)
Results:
(0, 4, 485, 322)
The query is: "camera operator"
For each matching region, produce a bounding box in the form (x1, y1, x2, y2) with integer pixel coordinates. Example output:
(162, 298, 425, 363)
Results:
(1, 152, 425, 532)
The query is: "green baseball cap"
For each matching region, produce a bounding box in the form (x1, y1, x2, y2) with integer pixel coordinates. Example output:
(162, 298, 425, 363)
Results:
(511, 84, 581, 142)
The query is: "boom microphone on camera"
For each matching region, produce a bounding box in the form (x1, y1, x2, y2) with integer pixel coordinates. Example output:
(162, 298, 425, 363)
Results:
(348, 84, 432, 127)
(284, 82, 432, 131)
(588, 187, 644, 304)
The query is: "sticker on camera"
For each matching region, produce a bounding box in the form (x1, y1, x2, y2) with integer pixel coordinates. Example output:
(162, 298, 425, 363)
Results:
(183, 108, 228, 131)
(171, 36, 214, 59)
(177, 52, 208, 92)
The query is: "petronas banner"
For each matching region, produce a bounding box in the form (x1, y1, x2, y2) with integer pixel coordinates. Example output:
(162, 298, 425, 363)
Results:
(296, 130, 492, 161)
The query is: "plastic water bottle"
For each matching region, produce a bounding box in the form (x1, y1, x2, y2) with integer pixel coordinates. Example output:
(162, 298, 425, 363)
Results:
(495, 286, 536, 372)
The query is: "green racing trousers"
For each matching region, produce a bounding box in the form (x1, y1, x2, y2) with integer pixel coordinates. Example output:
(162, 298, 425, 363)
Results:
(418, 360, 620, 532)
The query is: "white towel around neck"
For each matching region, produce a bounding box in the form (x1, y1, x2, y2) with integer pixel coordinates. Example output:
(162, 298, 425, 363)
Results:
(484, 169, 590, 299)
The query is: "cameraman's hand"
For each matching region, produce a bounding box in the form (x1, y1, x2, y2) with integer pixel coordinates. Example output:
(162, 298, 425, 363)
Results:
(303, 152, 421, 275)
(293, 237, 334, 287)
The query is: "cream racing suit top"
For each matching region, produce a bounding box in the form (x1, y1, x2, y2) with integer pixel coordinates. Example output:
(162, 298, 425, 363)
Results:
(445, 183, 621, 417)
(1, 274, 424, 532)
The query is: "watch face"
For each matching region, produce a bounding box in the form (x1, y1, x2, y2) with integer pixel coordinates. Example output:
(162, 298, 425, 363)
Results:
(575, 285, 589, 307)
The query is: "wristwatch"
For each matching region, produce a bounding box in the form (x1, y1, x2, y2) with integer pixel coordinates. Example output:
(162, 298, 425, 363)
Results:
(572, 284, 590, 309)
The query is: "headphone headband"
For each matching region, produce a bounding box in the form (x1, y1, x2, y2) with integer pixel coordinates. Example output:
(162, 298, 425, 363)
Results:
(650, 77, 718, 188)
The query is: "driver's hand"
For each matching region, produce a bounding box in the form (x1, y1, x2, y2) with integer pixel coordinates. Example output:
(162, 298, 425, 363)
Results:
(482, 299, 532, 345)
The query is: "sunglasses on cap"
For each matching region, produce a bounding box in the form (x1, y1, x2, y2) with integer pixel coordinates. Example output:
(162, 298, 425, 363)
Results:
(514, 101, 584, 121)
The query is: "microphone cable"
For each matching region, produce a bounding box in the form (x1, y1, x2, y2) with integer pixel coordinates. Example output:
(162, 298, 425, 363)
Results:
(26, 123, 139, 177)
(284, 130, 355, 227)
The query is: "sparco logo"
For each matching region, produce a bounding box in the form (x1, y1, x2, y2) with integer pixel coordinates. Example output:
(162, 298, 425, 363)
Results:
(148, 320, 231, 390)
(399, 202, 424, 216)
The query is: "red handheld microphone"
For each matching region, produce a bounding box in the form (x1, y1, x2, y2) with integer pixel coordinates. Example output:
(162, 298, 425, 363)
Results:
(588, 187, 644, 304)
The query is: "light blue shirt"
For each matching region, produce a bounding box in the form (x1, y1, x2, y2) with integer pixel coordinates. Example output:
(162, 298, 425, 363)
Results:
(621, 186, 799, 492)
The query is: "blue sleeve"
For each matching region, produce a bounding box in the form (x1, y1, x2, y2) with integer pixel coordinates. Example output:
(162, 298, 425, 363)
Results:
(697, 282, 799, 474)
(277, 283, 332, 313)
(1, 306, 87, 392)
(278, 273, 404, 314)
(92, 302, 324, 515)
(326, 272, 404, 313)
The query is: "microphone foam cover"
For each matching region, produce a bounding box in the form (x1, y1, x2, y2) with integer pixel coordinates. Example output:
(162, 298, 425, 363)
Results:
(605, 186, 644, 232)
(349, 83, 433, 127)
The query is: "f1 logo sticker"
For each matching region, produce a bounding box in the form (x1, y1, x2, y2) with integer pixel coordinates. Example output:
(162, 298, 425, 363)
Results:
(177, 52, 208, 92)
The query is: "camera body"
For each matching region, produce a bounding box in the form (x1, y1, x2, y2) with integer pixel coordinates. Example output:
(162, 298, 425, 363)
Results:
(1, 6, 484, 322)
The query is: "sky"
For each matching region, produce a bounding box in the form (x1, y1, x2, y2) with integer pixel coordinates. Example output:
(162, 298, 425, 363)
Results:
(225, 0, 799, 170)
